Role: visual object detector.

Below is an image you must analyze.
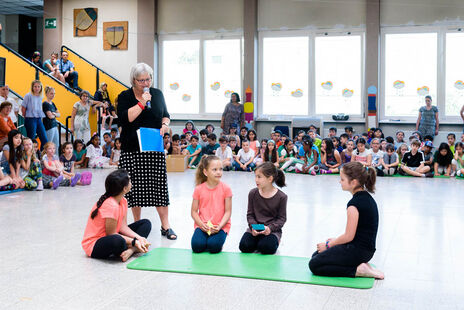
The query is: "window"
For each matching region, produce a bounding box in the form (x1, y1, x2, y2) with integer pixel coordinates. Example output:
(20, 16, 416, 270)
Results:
(161, 40, 200, 114)
(446, 33, 464, 116)
(384, 33, 437, 117)
(204, 39, 242, 113)
(315, 35, 362, 115)
(262, 36, 309, 115)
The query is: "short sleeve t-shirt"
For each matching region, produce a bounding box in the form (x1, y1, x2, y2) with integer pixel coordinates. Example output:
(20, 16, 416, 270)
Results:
(402, 151, 424, 167)
(237, 148, 254, 164)
(202, 143, 220, 155)
(371, 150, 384, 166)
(42, 101, 58, 130)
(383, 152, 398, 165)
(60, 154, 76, 173)
(347, 191, 379, 251)
(186, 144, 202, 155)
(73, 149, 86, 161)
(352, 149, 371, 164)
(215, 146, 232, 161)
(81, 197, 128, 257)
(192, 182, 232, 233)
(42, 154, 59, 176)
(298, 145, 320, 164)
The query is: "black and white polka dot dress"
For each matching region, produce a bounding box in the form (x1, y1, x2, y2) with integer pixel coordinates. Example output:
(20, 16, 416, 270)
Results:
(119, 151, 170, 208)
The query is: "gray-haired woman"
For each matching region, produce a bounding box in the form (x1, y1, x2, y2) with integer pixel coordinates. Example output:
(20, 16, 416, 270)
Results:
(117, 63, 176, 240)
(71, 90, 104, 143)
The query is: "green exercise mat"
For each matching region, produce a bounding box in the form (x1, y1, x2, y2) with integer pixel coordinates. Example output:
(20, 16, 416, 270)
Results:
(387, 174, 450, 178)
(127, 247, 375, 289)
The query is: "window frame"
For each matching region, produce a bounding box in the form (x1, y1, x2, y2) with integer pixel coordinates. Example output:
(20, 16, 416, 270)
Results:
(380, 26, 463, 123)
(158, 33, 243, 120)
(258, 29, 365, 121)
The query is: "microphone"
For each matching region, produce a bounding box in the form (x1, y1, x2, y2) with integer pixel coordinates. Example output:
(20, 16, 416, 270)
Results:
(143, 87, 151, 109)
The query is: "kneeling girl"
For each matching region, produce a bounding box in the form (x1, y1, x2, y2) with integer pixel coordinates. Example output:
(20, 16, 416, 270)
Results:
(239, 162, 287, 255)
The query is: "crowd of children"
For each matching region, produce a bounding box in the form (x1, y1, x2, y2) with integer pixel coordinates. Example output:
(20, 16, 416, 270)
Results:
(0, 126, 123, 192)
(161, 121, 464, 179)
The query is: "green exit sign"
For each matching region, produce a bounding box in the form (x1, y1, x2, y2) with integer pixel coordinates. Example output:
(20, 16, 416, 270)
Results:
(45, 18, 57, 29)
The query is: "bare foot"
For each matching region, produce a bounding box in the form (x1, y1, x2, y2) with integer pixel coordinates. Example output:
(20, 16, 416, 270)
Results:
(355, 263, 385, 279)
(120, 248, 136, 262)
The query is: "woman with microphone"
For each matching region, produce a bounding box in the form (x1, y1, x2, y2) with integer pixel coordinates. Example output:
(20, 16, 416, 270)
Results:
(117, 63, 176, 240)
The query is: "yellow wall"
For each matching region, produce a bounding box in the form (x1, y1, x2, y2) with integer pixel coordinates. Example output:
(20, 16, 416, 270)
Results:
(63, 47, 98, 95)
(0, 44, 37, 97)
(99, 71, 128, 106)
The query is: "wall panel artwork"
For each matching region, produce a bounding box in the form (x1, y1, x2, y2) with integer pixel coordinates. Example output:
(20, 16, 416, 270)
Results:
(103, 21, 128, 50)
(73, 8, 98, 37)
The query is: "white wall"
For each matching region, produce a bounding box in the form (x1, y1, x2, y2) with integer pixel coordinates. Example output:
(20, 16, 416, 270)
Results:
(62, 0, 138, 83)
(258, 0, 367, 31)
(0, 14, 6, 44)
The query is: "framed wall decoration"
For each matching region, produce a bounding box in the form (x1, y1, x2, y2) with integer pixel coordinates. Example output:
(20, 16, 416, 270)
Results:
(103, 21, 128, 50)
(73, 8, 98, 37)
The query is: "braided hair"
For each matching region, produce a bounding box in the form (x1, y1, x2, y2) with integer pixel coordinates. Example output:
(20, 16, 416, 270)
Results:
(91, 169, 130, 219)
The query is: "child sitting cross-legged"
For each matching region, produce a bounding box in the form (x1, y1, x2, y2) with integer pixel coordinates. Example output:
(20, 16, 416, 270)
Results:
(42, 142, 70, 189)
(369, 138, 385, 176)
(309, 162, 384, 279)
(109, 138, 121, 166)
(202, 133, 220, 156)
(263, 139, 279, 168)
(233, 140, 256, 171)
(319, 138, 341, 174)
(239, 162, 287, 255)
(191, 156, 232, 254)
(215, 136, 233, 171)
(295, 135, 320, 175)
(86, 134, 111, 169)
(351, 138, 372, 167)
(73, 139, 88, 168)
(60, 142, 92, 185)
(453, 142, 464, 177)
(20, 137, 43, 190)
(183, 135, 202, 168)
(381, 143, 399, 175)
(399, 139, 432, 177)
(279, 139, 302, 172)
(433, 143, 453, 177)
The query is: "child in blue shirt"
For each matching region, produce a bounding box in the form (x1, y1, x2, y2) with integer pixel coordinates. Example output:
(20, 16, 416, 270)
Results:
(295, 135, 320, 175)
(183, 136, 202, 168)
(202, 133, 220, 156)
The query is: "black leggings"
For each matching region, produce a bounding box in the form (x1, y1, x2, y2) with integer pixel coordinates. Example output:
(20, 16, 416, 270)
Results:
(308, 243, 374, 277)
(91, 219, 152, 259)
(239, 232, 279, 255)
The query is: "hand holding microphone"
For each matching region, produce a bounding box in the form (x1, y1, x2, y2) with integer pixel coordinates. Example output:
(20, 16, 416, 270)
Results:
(143, 87, 151, 109)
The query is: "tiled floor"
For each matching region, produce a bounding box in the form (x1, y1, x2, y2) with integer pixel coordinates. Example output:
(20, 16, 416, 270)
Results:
(1, 169, 463, 309)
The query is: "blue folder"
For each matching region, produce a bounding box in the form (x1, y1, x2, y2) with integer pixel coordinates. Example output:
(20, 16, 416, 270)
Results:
(137, 127, 164, 152)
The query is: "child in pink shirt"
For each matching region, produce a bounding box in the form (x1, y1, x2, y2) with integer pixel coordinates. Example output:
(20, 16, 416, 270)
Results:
(191, 155, 232, 253)
(82, 170, 152, 261)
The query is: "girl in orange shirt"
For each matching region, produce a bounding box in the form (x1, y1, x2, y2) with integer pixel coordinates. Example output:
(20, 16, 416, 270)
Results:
(191, 155, 232, 254)
(82, 170, 152, 261)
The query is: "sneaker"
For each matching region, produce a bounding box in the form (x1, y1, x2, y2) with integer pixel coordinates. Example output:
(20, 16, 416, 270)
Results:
(70, 173, 81, 187)
(36, 180, 43, 191)
(52, 175, 64, 189)
(425, 172, 434, 178)
(310, 170, 316, 176)
(389, 168, 395, 176)
(295, 168, 302, 173)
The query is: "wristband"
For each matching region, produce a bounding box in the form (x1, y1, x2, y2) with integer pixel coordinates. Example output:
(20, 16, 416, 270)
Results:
(137, 102, 145, 110)
(326, 240, 330, 249)
(131, 237, 137, 246)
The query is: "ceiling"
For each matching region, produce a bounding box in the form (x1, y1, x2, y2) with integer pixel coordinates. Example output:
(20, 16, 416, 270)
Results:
(0, 0, 43, 17)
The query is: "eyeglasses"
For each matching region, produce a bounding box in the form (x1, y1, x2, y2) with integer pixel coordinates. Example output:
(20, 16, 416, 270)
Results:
(136, 78, 152, 84)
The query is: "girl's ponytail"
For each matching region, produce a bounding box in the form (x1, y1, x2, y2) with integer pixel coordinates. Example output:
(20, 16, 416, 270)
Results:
(365, 166, 376, 193)
(91, 192, 109, 219)
(255, 162, 287, 188)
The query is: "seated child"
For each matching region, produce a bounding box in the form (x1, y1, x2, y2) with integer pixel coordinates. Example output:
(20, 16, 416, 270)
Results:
(254, 139, 268, 167)
(228, 136, 240, 156)
(433, 143, 453, 176)
(215, 137, 233, 171)
(81, 169, 151, 261)
(447, 133, 456, 154)
(183, 135, 202, 168)
(102, 132, 113, 158)
(341, 139, 354, 165)
(110, 138, 121, 166)
(422, 141, 434, 173)
(399, 139, 431, 177)
(309, 162, 384, 279)
(170, 134, 181, 155)
(205, 123, 215, 134)
(339, 133, 349, 149)
(239, 127, 248, 147)
(279, 139, 303, 172)
(1, 130, 25, 189)
(295, 135, 320, 175)
(396, 143, 409, 168)
(185, 131, 193, 143)
(183, 120, 199, 136)
(0, 166, 15, 191)
(202, 133, 220, 155)
(73, 139, 88, 168)
(226, 125, 241, 147)
(86, 135, 111, 168)
(233, 140, 256, 171)
(20, 137, 43, 190)
(198, 129, 209, 148)
(61, 142, 91, 185)
(163, 133, 171, 155)
(191, 156, 232, 254)
(32, 139, 41, 161)
(42, 142, 70, 189)
(369, 138, 384, 176)
(331, 136, 343, 153)
(308, 130, 322, 153)
(394, 131, 405, 149)
(110, 128, 119, 140)
(351, 138, 372, 167)
(239, 162, 287, 255)
(179, 134, 188, 151)
(453, 142, 464, 177)
(263, 139, 280, 168)
(247, 129, 260, 155)
(319, 138, 341, 174)
(294, 130, 305, 149)
(382, 143, 399, 175)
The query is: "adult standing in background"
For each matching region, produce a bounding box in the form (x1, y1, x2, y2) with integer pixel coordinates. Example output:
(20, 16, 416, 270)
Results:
(42, 86, 60, 154)
(460, 104, 464, 132)
(117, 63, 177, 240)
(221, 92, 245, 135)
(59, 50, 79, 90)
(21, 80, 48, 148)
(71, 90, 103, 144)
(416, 95, 439, 138)
(0, 85, 19, 126)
